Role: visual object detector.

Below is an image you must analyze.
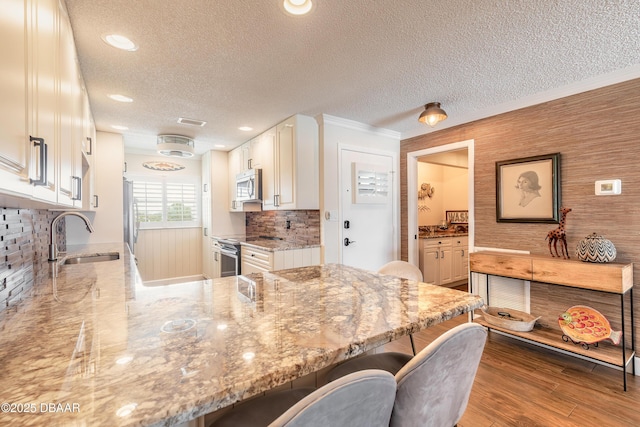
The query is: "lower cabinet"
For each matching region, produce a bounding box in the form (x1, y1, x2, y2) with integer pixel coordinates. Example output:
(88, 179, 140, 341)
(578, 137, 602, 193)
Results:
(419, 236, 468, 286)
(241, 245, 321, 275)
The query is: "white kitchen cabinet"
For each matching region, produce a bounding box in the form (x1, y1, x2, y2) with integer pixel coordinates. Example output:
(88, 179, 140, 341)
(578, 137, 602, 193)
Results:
(201, 153, 213, 278)
(0, 0, 93, 209)
(241, 245, 321, 275)
(211, 245, 221, 278)
(419, 236, 469, 286)
(57, 5, 84, 208)
(228, 146, 244, 212)
(0, 0, 32, 199)
(451, 236, 469, 282)
(28, 0, 58, 204)
(262, 115, 318, 211)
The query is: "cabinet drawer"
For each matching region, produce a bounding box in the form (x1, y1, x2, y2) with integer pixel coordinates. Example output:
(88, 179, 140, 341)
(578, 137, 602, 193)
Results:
(452, 236, 468, 247)
(242, 246, 273, 269)
(422, 237, 452, 248)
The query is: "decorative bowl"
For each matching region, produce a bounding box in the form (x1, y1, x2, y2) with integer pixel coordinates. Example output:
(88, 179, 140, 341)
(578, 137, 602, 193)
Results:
(480, 306, 541, 332)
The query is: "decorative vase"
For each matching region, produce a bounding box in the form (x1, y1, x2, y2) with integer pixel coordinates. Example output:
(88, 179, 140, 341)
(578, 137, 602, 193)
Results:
(575, 233, 616, 263)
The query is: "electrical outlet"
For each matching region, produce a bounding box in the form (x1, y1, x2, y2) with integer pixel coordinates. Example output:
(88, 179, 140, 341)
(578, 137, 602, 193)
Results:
(286, 220, 291, 229)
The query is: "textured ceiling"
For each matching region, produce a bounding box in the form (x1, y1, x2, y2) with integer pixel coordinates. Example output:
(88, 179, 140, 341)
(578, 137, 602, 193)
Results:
(64, 0, 640, 154)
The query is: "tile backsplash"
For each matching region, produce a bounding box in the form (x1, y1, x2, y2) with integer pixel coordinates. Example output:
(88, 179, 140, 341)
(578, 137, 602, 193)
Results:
(0, 208, 63, 314)
(246, 210, 320, 245)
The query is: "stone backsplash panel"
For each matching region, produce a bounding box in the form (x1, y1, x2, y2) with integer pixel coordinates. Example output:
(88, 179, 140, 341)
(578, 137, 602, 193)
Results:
(246, 210, 320, 245)
(0, 208, 63, 314)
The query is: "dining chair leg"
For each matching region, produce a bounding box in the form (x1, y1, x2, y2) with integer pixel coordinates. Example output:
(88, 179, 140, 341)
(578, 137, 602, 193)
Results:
(409, 334, 416, 356)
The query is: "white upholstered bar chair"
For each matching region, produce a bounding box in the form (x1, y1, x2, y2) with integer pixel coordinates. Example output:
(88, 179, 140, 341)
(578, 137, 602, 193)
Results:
(378, 260, 424, 355)
(209, 369, 397, 427)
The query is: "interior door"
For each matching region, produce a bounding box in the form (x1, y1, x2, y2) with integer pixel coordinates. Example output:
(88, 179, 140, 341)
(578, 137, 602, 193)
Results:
(341, 148, 395, 271)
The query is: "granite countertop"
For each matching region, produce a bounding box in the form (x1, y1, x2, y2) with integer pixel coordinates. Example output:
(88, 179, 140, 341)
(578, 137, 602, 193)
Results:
(241, 237, 320, 251)
(419, 232, 469, 239)
(0, 243, 483, 427)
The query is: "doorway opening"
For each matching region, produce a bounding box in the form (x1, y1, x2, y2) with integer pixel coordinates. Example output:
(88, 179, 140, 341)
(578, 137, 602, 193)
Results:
(407, 140, 474, 266)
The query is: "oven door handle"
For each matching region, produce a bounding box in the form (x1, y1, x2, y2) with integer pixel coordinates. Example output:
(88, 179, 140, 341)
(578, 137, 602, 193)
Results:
(219, 248, 239, 257)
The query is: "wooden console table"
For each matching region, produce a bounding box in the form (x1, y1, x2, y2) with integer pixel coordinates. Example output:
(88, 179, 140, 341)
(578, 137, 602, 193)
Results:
(469, 251, 635, 390)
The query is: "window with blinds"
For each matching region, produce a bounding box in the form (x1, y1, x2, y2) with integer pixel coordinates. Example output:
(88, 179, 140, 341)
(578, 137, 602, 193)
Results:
(133, 178, 199, 228)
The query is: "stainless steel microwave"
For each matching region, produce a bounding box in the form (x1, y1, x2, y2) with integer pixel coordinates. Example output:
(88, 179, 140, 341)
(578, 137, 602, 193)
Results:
(236, 169, 262, 202)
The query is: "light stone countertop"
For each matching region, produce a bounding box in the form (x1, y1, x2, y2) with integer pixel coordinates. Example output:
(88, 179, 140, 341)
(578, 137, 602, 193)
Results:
(241, 238, 320, 251)
(0, 242, 483, 427)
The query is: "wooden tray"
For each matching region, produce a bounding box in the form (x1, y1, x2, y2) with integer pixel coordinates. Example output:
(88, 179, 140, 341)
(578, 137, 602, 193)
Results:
(480, 306, 541, 332)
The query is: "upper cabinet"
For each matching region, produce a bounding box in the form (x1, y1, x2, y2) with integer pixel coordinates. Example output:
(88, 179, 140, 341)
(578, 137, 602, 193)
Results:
(0, 0, 92, 208)
(228, 146, 244, 212)
(0, 0, 33, 198)
(263, 115, 319, 211)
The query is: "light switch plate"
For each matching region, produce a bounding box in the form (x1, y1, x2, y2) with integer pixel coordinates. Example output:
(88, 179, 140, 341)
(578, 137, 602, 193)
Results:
(595, 179, 621, 195)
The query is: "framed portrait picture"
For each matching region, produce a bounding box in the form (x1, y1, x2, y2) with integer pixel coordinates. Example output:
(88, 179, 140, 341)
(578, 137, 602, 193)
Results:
(496, 153, 560, 223)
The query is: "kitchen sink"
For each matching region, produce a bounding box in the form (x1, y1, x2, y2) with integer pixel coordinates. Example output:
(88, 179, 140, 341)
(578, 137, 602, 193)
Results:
(63, 252, 120, 265)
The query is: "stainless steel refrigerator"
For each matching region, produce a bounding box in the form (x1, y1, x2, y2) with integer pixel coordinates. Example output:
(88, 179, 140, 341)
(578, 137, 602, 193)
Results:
(123, 178, 138, 254)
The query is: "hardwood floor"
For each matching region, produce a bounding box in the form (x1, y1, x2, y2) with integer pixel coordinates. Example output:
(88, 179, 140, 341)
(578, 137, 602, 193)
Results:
(383, 307, 640, 426)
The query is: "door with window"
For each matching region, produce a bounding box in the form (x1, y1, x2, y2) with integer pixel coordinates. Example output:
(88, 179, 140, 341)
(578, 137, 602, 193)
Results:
(340, 148, 396, 271)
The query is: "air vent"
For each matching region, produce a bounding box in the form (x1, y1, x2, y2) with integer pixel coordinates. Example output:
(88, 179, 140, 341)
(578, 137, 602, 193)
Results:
(157, 135, 195, 158)
(178, 117, 207, 127)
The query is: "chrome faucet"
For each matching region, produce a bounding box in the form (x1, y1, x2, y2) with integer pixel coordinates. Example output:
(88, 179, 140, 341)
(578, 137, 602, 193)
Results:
(49, 212, 95, 261)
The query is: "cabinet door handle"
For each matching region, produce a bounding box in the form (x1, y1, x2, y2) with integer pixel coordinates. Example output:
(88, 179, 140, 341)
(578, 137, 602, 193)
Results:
(29, 136, 48, 186)
(441, 251, 444, 259)
(214, 252, 218, 261)
(435, 251, 439, 259)
(204, 227, 208, 237)
(461, 249, 464, 257)
(86, 137, 92, 155)
(72, 176, 82, 201)
(93, 194, 99, 208)
(274, 194, 280, 207)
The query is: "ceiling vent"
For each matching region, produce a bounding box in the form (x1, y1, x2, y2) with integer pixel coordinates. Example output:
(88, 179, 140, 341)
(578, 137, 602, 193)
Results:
(178, 117, 207, 127)
(157, 135, 195, 158)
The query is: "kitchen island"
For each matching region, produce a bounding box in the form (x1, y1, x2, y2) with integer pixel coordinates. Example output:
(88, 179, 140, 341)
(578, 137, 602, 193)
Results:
(0, 243, 483, 427)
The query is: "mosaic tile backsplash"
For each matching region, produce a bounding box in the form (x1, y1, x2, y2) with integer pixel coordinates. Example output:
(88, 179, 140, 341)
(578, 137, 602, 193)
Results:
(0, 208, 63, 314)
(246, 210, 320, 245)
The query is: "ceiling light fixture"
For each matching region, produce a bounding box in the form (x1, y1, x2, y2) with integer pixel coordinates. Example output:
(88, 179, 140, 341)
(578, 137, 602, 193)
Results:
(282, 0, 314, 15)
(157, 134, 195, 158)
(238, 126, 253, 131)
(108, 94, 133, 103)
(418, 102, 448, 127)
(111, 125, 129, 130)
(101, 34, 138, 51)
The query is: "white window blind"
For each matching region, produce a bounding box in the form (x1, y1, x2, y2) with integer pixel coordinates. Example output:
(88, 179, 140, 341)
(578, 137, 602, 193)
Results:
(133, 178, 199, 228)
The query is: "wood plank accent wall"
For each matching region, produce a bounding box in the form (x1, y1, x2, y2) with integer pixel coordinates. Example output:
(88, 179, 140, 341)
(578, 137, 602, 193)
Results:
(135, 227, 202, 282)
(401, 78, 640, 346)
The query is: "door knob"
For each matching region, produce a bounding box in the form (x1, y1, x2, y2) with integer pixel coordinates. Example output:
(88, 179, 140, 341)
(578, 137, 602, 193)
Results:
(344, 238, 356, 246)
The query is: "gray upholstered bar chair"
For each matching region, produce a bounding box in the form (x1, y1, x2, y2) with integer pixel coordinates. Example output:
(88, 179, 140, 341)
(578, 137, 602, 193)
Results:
(325, 323, 487, 427)
(390, 322, 487, 427)
(209, 369, 397, 427)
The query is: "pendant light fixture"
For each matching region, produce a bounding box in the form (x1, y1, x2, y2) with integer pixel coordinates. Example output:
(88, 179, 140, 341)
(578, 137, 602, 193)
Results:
(157, 135, 195, 158)
(418, 102, 448, 127)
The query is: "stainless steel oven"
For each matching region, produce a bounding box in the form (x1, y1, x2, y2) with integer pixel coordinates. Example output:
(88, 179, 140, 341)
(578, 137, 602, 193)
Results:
(214, 238, 241, 277)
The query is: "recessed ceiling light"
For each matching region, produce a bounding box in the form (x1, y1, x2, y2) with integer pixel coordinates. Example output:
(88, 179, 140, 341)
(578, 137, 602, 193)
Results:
(214, 144, 226, 149)
(282, 0, 314, 15)
(238, 126, 253, 131)
(111, 125, 129, 130)
(101, 34, 138, 51)
(108, 94, 133, 103)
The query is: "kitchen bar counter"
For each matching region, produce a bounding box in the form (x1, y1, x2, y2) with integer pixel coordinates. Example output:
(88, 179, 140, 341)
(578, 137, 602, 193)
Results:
(0, 243, 483, 426)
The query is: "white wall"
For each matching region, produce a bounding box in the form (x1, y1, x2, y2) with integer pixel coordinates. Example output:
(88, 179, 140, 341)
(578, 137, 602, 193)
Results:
(67, 131, 124, 245)
(417, 162, 469, 226)
(318, 115, 400, 264)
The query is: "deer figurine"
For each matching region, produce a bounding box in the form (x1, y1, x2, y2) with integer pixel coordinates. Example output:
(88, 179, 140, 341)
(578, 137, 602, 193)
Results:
(546, 207, 572, 259)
